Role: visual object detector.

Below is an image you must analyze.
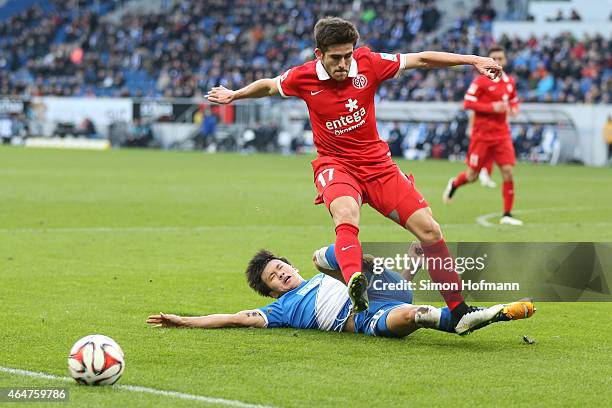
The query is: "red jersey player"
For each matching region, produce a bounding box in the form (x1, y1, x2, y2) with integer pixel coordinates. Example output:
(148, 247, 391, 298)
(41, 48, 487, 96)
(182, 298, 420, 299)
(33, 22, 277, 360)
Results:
(207, 17, 512, 335)
(443, 46, 523, 225)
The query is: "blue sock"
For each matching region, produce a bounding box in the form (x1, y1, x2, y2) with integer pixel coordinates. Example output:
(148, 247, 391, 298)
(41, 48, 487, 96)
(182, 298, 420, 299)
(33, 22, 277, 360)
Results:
(438, 307, 455, 333)
(325, 244, 340, 270)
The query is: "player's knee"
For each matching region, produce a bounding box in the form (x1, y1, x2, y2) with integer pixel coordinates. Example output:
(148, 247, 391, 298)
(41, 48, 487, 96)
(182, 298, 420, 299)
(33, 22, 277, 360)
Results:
(417, 217, 442, 244)
(501, 166, 513, 182)
(331, 201, 359, 225)
(397, 307, 417, 325)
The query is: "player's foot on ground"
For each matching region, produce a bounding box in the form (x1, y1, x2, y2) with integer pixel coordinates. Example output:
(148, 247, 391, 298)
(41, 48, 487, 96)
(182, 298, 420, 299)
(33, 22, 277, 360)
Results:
(348, 272, 369, 313)
(497, 298, 536, 321)
(479, 169, 497, 188)
(442, 177, 456, 204)
(455, 299, 536, 335)
(454, 304, 504, 336)
(500, 213, 523, 226)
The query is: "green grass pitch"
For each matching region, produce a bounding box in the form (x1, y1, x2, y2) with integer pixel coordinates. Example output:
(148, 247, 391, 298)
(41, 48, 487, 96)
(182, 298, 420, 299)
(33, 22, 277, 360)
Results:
(0, 146, 611, 407)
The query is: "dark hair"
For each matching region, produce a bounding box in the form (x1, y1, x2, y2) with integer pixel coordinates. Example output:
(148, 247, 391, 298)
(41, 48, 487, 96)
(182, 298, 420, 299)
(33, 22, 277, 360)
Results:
(314, 17, 360, 52)
(245, 249, 291, 297)
(488, 46, 505, 56)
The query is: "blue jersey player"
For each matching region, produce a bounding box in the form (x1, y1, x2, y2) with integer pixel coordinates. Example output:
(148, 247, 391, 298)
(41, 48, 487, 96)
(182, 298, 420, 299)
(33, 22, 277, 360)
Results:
(147, 245, 534, 337)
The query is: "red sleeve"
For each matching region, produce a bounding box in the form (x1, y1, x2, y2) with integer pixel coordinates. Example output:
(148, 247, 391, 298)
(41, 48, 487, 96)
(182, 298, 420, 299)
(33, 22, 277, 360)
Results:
(366, 48, 403, 83)
(276, 67, 301, 98)
(463, 77, 495, 113)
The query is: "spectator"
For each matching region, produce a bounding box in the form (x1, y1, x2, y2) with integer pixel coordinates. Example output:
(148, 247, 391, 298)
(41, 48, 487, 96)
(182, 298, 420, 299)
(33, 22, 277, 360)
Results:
(0, 0, 609, 105)
(570, 9, 582, 21)
(387, 123, 404, 157)
(196, 108, 218, 150)
(604, 115, 612, 164)
(126, 118, 154, 147)
(472, 0, 497, 23)
(77, 118, 97, 138)
(548, 9, 565, 22)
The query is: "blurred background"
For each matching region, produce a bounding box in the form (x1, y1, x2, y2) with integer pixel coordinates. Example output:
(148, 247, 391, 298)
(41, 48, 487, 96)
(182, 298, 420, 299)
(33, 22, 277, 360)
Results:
(0, 0, 610, 166)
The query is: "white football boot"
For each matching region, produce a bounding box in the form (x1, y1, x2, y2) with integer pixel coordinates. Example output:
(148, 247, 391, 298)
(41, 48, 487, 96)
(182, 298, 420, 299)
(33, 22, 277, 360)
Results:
(500, 215, 524, 226)
(479, 169, 497, 188)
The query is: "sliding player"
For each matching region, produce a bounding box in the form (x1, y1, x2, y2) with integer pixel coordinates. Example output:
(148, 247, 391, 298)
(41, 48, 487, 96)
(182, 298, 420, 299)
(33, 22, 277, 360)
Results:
(147, 245, 535, 337)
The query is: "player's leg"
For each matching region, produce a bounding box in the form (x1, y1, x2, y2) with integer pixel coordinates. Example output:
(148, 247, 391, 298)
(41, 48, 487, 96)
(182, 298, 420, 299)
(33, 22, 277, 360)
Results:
(498, 164, 522, 225)
(369, 304, 457, 338)
(378, 305, 420, 337)
(495, 139, 523, 225)
(367, 170, 516, 334)
(366, 172, 465, 312)
(403, 207, 466, 311)
(315, 242, 416, 302)
(329, 196, 369, 312)
(367, 299, 536, 338)
(314, 166, 368, 312)
(443, 139, 484, 203)
(316, 242, 536, 336)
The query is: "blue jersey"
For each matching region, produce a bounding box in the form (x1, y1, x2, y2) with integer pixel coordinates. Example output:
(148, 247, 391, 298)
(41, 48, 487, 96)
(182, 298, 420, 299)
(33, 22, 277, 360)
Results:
(257, 274, 351, 332)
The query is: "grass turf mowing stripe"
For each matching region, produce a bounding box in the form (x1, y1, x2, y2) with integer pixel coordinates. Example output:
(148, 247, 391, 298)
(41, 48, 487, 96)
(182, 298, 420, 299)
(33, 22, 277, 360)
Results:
(0, 367, 275, 408)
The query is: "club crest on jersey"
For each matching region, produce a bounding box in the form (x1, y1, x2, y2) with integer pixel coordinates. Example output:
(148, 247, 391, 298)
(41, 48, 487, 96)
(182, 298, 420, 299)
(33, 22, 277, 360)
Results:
(352, 74, 368, 89)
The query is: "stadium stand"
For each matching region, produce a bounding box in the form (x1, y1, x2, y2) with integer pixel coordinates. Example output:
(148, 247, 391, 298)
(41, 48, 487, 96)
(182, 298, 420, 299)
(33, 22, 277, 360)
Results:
(0, 0, 609, 103)
(0, 0, 609, 165)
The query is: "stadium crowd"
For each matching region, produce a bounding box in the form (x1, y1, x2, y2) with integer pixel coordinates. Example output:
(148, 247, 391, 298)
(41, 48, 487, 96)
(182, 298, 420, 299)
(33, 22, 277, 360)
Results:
(0, 0, 610, 103)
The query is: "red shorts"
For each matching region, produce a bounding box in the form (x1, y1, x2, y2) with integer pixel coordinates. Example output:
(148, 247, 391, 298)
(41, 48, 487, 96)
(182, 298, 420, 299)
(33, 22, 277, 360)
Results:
(312, 157, 429, 227)
(466, 137, 516, 171)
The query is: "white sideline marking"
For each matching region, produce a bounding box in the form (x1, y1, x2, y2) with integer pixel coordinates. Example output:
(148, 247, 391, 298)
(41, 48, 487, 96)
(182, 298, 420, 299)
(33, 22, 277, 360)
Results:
(475, 207, 606, 228)
(0, 366, 275, 408)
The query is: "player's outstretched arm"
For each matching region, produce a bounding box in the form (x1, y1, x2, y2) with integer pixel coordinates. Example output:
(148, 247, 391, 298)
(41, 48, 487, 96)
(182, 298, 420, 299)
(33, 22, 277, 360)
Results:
(205, 78, 279, 104)
(401, 52, 502, 80)
(146, 310, 266, 329)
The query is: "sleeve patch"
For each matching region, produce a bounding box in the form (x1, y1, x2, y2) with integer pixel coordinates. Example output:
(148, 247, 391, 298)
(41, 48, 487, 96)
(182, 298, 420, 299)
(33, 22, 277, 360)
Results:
(467, 84, 478, 95)
(379, 53, 398, 62)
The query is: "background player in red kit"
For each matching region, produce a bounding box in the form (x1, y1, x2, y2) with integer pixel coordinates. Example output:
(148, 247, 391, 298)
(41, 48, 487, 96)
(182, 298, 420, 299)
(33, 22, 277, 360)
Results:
(443, 46, 523, 225)
(207, 17, 508, 335)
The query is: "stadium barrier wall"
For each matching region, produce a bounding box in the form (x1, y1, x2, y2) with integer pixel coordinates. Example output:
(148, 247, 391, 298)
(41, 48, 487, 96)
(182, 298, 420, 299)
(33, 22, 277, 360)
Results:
(283, 101, 611, 167)
(1, 96, 610, 166)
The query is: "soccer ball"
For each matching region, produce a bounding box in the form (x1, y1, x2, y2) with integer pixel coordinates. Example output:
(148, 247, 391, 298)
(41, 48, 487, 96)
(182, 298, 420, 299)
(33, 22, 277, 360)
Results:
(68, 334, 125, 386)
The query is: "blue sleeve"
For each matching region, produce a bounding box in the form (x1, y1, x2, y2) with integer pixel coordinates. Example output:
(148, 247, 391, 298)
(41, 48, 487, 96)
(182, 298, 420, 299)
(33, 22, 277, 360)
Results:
(325, 244, 340, 270)
(258, 300, 285, 328)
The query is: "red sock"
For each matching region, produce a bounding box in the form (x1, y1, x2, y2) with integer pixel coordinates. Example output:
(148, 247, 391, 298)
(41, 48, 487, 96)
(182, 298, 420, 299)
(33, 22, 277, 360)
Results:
(484, 161, 493, 176)
(421, 239, 465, 310)
(452, 171, 469, 189)
(503, 181, 514, 214)
(334, 223, 362, 283)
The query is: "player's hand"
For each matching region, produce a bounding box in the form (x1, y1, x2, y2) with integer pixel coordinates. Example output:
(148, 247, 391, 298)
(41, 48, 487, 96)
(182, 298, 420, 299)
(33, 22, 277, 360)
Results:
(205, 86, 236, 104)
(510, 105, 519, 118)
(473, 56, 502, 80)
(402, 242, 424, 281)
(146, 313, 184, 328)
(492, 101, 508, 113)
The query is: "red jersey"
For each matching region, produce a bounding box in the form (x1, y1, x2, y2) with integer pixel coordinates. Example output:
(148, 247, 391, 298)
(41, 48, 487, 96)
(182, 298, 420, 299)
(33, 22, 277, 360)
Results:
(277, 47, 404, 179)
(463, 73, 519, 142)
